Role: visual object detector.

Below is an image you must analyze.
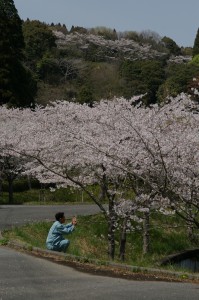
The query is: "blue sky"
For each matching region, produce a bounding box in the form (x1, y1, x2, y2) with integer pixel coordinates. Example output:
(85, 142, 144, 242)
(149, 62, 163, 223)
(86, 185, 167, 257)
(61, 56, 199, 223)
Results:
(14, 0, 199, 47)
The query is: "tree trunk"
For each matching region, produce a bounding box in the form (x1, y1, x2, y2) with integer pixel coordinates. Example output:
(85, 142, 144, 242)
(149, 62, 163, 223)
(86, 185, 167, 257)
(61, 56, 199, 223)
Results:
(108, 217, 115, 260)
(107, 195, 116, 260)
(185, 202, 198, 244)
(27, 175, 32, 190)
(8, 178, 14, 204)
(0, 177, 2, 201)
(187, 222, 198, 245)
(143, 211, 150, 255)
(119, 218, 127, 261)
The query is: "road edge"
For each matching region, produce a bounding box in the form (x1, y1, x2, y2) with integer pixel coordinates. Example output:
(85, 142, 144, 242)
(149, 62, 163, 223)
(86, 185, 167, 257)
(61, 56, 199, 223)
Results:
(3, 239, 199, 283)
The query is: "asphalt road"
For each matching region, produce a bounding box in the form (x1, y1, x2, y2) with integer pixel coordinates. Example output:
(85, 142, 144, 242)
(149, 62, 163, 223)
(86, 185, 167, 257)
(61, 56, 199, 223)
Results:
(0, 204, 101, 230)
(0, 205, 199, 300)
(0, 247, 199, 300)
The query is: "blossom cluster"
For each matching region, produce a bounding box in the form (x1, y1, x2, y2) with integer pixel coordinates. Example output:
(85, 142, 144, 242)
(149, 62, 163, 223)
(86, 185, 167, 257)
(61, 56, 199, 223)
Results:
(53, 31, 166, 60)
(1, 93, 199, 229)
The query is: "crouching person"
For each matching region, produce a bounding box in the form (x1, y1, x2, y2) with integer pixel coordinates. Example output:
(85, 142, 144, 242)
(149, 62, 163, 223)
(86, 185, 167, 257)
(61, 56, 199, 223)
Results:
(46, 212, 77, 253)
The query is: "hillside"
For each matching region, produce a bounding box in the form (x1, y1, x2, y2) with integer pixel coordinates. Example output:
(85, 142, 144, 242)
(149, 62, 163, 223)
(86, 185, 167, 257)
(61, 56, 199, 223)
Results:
(1, 1, 197, 108)
(32, 23, 196, 107)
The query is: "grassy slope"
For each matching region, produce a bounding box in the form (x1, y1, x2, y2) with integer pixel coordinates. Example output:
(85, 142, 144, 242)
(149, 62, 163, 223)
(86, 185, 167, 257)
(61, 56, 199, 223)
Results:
(2, 213, 196, 270)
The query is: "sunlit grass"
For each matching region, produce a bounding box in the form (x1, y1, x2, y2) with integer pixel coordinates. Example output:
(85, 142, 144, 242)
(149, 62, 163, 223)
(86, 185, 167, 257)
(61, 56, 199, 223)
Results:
(2, 213, 197, 268)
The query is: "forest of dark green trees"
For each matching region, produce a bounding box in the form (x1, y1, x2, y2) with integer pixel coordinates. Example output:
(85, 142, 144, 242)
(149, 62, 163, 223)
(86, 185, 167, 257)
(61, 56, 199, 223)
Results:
(1, 0, 199, 108)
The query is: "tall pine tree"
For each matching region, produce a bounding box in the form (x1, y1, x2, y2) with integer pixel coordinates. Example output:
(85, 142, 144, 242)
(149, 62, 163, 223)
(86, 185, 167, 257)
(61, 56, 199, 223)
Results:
(193, 28, 199, 57)
(0, 0, 37, 107)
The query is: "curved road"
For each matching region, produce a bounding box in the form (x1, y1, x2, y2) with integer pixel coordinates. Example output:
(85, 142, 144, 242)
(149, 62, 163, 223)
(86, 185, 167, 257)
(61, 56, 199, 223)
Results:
(0, 205, 199, 300)
(0, 204, 101, 229)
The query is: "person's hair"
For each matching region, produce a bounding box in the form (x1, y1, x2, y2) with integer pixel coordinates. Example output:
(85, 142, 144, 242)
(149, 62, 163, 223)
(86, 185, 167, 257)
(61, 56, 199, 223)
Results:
(55, 212, 65, 221)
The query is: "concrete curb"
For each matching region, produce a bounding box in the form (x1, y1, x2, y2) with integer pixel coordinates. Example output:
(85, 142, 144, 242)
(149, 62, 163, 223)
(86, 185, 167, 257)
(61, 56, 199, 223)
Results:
(6, 240, 199, 281)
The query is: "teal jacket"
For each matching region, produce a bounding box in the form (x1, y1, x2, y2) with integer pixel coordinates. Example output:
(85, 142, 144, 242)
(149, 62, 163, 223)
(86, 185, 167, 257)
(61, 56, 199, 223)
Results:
(46, 221, 75, 249)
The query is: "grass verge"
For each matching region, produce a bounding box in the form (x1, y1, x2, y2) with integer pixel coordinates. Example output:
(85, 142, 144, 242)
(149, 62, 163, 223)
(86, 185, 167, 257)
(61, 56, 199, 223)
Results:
(2, 213, 198, 272)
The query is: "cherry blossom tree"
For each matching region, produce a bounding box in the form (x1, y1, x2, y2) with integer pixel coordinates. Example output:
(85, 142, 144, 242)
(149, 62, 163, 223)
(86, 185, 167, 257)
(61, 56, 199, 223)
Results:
(0, 155, 26, 203)
(1, 92, 199, 259)
(113, 93, 199, 244)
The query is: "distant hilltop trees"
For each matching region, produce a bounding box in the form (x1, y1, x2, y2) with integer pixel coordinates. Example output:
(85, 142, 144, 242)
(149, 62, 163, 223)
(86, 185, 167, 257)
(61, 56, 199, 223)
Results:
(0, 0, 198, 108)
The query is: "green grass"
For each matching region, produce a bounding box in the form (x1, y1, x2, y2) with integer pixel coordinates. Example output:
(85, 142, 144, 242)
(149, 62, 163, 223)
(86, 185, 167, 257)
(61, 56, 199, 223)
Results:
(0, 186, 98, 204)
(0, 182, 102, 204)
(2, 213, 197, 270)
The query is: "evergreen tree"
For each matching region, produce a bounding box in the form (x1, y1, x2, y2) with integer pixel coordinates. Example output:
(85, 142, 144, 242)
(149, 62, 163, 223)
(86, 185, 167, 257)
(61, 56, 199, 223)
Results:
(162, 36, 181, 56)
(22, 20, 57, 70)
(0, 0, 36, 107)
(193, 28, 199, 57)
